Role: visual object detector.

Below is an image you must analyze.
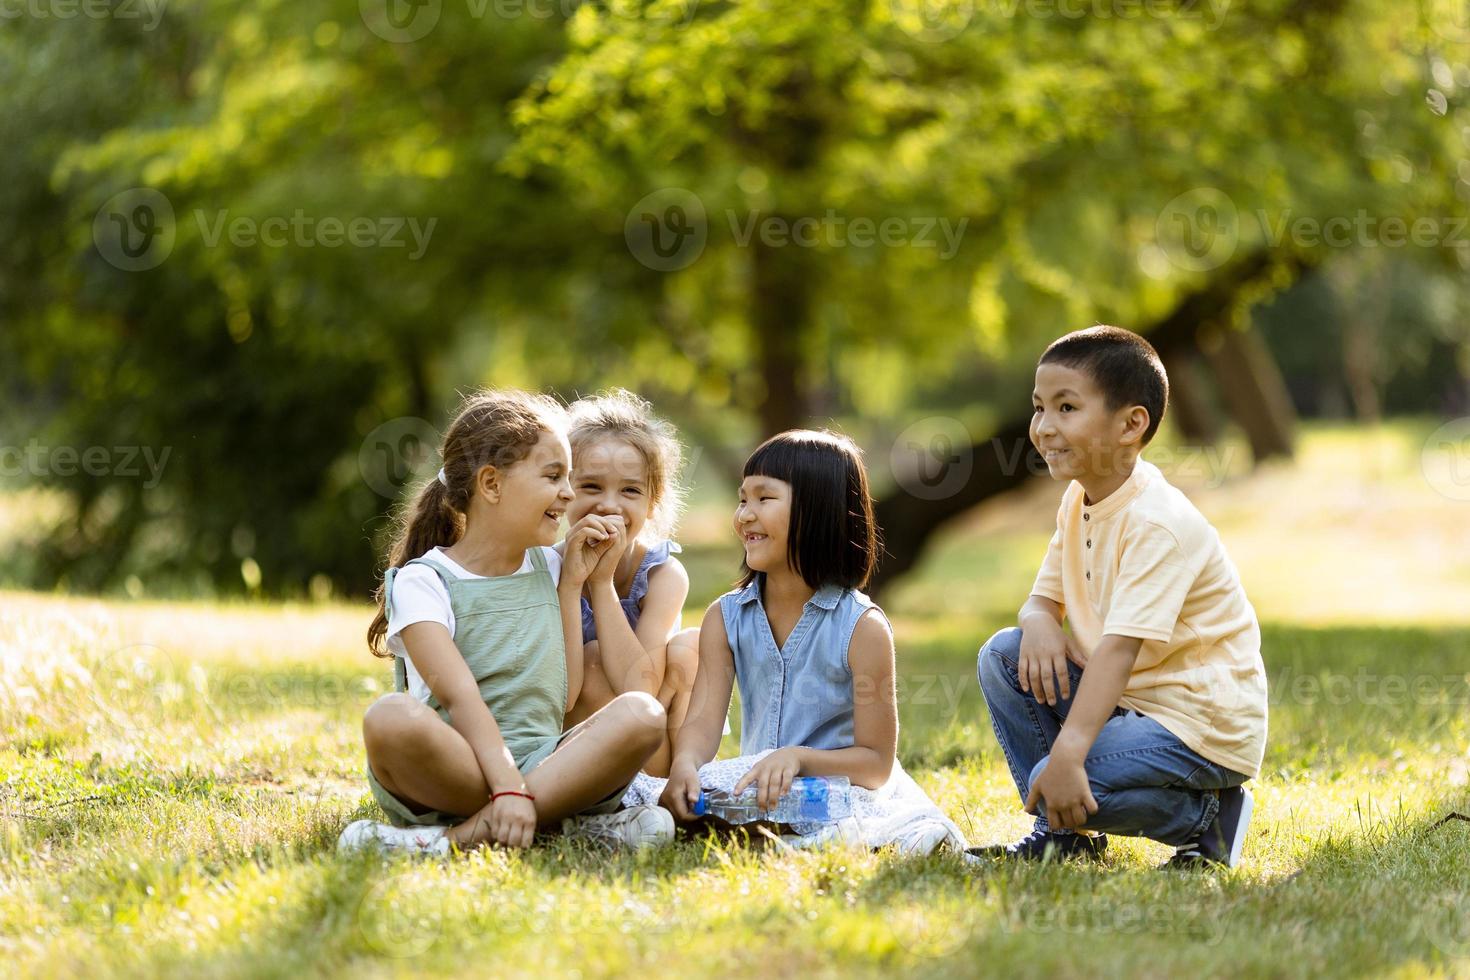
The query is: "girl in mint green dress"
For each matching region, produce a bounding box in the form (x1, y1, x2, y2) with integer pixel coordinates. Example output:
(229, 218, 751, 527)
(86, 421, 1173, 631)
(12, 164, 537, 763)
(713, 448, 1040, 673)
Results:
(339, 390, 676, 856)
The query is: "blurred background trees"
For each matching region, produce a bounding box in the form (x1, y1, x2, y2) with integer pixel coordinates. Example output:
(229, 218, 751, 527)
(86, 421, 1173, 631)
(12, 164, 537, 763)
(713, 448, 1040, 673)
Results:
(3, 0, 1468, 598)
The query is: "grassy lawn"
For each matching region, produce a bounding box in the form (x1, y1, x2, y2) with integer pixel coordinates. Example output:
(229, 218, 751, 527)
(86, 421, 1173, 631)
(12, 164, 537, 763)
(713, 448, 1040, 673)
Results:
(2, 422, 1468, 978)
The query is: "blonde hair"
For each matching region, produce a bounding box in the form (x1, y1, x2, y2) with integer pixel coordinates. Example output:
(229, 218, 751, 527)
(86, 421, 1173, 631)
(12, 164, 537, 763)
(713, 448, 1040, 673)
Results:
(568, 389, 686, 544)
(367, 389, 568, 657)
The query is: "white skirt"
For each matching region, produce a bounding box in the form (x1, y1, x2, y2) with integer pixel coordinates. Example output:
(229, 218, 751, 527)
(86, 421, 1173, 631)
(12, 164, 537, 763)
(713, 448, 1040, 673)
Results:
(622, 750, 969, 855)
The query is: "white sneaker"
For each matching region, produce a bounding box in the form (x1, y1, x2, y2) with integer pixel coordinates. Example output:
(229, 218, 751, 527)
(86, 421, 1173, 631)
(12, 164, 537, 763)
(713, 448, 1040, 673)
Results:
(562, 805, 675, 849)
(337, 819, 451, 857)
(892, 818, 958, 856)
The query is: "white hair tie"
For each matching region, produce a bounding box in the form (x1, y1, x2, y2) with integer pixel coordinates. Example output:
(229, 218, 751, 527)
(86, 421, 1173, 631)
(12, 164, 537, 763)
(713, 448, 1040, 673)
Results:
(437, 467, 449, 487)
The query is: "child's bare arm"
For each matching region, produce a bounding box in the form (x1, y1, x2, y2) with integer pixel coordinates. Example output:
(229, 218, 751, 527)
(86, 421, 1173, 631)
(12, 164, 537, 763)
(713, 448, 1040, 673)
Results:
(588, 553, 688, 698)
(399, 621, 526, 796)
(560, 517, 619, 711)
(660, 601, 735, 820)
(1025, 633, 1143, 829)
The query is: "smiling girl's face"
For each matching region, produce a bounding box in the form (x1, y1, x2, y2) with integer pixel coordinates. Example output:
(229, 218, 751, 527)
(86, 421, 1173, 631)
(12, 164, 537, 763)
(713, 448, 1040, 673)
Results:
(567, 437, 653, 545)
(734, 474, 792, 573)
(488, 429, 574, 548)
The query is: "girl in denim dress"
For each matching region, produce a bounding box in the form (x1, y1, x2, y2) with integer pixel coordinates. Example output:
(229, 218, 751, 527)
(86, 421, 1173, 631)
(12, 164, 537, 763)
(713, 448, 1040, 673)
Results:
(647, 430, 967, 854)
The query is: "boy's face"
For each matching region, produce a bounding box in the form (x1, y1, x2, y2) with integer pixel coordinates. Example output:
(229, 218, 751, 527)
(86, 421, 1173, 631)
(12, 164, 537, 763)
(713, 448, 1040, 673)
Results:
(1030, 362, 1144, 483)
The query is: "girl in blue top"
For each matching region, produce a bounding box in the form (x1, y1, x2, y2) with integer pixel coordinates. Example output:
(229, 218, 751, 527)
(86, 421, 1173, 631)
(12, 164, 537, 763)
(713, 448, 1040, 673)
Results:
(660, 429, 900, 819)
(559, 390, 699, 777)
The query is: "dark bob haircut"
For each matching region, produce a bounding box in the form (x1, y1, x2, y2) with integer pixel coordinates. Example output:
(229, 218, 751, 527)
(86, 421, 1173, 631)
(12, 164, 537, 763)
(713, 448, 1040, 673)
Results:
(1039, 324, 1170, 445)
(739, 429, 880, 592)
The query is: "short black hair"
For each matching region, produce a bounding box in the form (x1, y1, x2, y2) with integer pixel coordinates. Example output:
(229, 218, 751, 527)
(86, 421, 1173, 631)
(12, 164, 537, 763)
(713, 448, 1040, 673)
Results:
(739, 429, 880, 592)
(1039, 325, 1170, 445)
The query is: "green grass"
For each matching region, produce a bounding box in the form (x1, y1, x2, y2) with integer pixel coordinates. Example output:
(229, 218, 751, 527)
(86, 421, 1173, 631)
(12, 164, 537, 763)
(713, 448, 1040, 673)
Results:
(3, 422, 1470, 978)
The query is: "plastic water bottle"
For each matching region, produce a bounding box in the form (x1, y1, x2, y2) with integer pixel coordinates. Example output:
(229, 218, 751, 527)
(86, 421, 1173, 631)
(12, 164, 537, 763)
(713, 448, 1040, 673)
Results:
(693, 776, 852, 824)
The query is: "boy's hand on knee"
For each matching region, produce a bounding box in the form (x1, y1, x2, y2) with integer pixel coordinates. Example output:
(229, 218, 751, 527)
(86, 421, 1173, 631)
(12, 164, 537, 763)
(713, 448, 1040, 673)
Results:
(1018, 617, 1077, 705)
(1025, 757, 1098, 831)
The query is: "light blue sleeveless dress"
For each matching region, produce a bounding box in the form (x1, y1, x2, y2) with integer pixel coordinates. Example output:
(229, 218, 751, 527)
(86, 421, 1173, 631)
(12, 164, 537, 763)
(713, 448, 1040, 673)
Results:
(719, 574, 887, 754)
(618, 573, 969, 853)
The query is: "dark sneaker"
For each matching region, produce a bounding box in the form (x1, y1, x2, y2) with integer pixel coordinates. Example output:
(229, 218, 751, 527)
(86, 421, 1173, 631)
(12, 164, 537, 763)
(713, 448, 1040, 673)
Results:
(966, 828, 1108, 862)
(1163, 786, 1254, 870)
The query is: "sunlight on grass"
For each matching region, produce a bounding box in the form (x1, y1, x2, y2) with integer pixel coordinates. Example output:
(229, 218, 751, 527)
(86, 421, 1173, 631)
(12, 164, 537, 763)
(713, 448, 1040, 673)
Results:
(2, 423, 1469, 977)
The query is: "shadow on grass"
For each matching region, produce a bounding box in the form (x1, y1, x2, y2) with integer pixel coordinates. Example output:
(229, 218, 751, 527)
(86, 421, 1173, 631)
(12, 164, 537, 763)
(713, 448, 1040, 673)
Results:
(843, 795, 1470, 978)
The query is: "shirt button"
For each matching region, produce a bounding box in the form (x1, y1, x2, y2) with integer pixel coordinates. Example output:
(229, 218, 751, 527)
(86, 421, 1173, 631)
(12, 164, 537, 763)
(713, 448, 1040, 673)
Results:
(1086, 540, 1092, 548)
(1086, 571, 1092, 580)
(1083, 513, 1090, 521)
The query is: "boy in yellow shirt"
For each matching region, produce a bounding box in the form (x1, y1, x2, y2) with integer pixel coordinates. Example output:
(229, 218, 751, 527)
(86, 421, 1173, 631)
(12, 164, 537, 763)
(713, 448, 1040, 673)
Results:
(972, 325, 1268, 868)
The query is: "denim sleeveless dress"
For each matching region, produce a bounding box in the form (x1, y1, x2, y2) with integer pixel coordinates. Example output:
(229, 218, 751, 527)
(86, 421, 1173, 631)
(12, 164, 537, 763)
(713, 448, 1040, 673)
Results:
(719, 575, 886, 754)
(580, 540, 681, 644)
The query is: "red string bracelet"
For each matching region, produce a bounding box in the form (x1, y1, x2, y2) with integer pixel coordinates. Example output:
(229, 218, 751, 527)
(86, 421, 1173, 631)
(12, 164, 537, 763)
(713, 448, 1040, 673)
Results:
(492, 790, 535, 802)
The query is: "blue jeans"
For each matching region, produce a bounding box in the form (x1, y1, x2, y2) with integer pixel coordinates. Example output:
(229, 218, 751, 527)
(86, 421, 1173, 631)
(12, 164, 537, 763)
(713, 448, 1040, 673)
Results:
(976, 627, 1247, 847)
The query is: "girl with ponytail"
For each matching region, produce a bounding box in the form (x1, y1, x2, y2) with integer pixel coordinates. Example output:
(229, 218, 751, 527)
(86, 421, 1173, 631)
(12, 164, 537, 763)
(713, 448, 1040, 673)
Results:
(341, 390, 676, 856)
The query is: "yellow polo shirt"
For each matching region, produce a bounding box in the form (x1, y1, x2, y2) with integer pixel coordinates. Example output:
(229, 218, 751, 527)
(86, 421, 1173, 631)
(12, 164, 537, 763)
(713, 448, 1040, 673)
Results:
(1031, 460, 1268, 778)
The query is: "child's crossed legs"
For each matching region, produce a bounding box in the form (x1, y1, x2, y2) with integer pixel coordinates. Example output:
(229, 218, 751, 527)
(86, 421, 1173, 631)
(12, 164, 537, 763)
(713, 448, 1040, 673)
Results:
(565, 626, 701, 777)
(364, 689, 666, 848)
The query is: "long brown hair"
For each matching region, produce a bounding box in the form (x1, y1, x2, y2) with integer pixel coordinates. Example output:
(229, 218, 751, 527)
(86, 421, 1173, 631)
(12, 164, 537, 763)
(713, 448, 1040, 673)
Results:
(367, 389, 567, 657)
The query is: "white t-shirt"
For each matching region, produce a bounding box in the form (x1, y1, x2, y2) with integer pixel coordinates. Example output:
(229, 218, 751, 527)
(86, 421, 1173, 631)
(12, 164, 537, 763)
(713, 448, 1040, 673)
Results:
(386, 546, 563, 703)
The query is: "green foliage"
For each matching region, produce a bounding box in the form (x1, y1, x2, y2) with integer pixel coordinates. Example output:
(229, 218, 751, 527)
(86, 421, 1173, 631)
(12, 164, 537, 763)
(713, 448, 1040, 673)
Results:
(4, 0, 1469, 595)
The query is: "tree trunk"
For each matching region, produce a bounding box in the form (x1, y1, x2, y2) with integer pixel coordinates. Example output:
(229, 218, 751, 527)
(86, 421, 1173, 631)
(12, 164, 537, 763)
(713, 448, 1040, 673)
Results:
(868, 250, 1307, 595)
(1160, 349, 1220, 445)
(1329, 258, 1387, 423)
(751, 235, 813, 436)
(1203, 323, 1296, 462)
